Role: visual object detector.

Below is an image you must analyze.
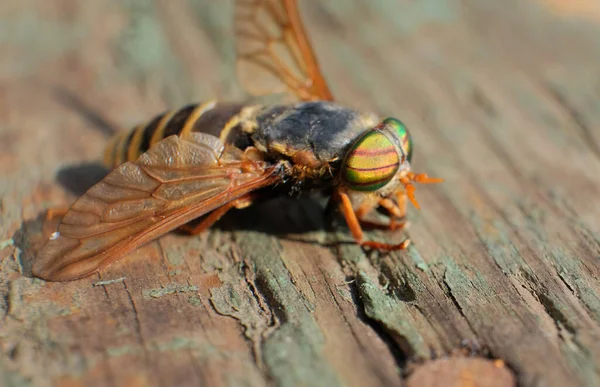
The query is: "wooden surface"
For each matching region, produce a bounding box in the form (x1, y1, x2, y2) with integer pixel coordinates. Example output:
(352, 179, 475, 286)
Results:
(1, 1, 600, 386)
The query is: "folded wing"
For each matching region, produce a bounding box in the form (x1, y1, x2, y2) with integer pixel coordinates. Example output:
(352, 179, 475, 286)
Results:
(33, 133, 281, 281)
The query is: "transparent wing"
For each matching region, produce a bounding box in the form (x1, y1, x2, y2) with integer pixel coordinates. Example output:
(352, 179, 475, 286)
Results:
(33, 133, 281, 281)
(235, 0, 334, 101)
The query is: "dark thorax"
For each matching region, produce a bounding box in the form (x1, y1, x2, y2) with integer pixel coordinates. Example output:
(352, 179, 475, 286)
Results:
(241, 101, 379, 183)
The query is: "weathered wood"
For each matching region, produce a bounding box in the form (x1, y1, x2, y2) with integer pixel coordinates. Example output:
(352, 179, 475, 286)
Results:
(1, 1, 600, 386)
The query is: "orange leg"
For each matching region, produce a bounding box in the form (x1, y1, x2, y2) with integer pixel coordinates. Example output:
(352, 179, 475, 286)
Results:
(45, 207, 69, 222)
(337, 190, 410, 251)
(375, 197, 407, 231)
(355, 193, 408, 232)
(179, 195, 254, 235)
(179, 205, 233, 236)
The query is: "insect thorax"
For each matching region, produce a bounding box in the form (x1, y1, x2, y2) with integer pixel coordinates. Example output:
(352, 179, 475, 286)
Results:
(243, 101, 380, 179)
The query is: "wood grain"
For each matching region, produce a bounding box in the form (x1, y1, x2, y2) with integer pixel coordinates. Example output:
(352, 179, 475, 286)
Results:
(1, 1, 599, 386)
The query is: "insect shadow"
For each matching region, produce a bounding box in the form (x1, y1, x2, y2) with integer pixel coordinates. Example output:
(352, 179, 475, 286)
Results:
(210, 195, 330, 236)
(56, 162, 111, 197)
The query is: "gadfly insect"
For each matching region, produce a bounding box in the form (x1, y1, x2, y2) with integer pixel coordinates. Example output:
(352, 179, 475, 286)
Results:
(33, 0, 442, 281)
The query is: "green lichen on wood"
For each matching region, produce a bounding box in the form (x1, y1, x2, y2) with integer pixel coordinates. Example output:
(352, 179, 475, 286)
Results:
(0, 238, 14, 250)
(356, 271, 427, 358)
(106, 345, 140, 358)
(553, 250, 600, 323)
(116, 1, 175, 75)
(142, 283, 199, 299)
(234, 231, 342, 387)
(115, 0, 190, 104)
(188, 295, 202, 307)
(0, 9, 86, 79)
(92, 277, 126, 287)
(151, 336, 203, 352)
(0, 358, 32, 387)
(210, 261, 272, 344)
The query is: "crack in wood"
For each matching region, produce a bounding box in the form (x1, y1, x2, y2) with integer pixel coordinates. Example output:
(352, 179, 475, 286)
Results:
(348, 277, 409, 370)
(122, 279, 156, 382)
(441, 269, 477, 336)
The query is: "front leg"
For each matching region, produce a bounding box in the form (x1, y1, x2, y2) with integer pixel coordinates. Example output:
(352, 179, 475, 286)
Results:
(336, 189, 410, 251)
(355, 191, 408, 232)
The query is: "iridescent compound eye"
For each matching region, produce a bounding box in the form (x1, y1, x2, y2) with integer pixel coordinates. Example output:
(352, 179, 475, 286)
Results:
(342, 130, 400, 191)
(383, 117, 413, 162)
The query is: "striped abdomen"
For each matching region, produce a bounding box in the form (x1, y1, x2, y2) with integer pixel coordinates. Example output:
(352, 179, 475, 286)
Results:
(104, 101, 251, 169)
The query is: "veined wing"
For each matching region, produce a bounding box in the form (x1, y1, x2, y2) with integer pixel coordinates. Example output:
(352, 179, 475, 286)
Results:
(33, 133, 282, 281)
(235, 0, 334, 101)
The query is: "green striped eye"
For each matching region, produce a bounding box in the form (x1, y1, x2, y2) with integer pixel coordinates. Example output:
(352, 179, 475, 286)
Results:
(342, 130, 400, 191)
(383, 117, 413, 163)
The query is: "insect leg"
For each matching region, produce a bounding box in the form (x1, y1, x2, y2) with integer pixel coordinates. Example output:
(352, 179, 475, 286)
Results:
(45, 207, 70, 222)
(353, 200, 390, 230)
(179, 194, 255, 235)
(355, 193, 408, 231)
(377, 194, 408, 231)
(337, 189, 410, 251)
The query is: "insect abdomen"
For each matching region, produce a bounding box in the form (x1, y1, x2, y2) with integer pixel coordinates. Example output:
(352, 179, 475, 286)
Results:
(103, 101, 248, 169)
